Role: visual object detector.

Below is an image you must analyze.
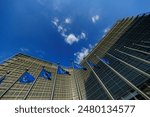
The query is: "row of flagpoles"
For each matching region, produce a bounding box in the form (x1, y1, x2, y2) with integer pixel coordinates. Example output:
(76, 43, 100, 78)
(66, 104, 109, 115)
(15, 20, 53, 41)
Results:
(0, 40, 149, 99)
(1, 52, 149, 100)
(0, 57, 112, 100)
(0, 59, 110, 84)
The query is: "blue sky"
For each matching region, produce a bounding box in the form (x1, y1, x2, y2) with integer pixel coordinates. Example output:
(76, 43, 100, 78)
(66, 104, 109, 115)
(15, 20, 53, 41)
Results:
(0, 0, 150, 66)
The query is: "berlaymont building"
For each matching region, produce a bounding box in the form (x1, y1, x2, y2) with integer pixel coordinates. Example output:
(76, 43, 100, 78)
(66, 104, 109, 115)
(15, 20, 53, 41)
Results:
(0, 13, 150, 100)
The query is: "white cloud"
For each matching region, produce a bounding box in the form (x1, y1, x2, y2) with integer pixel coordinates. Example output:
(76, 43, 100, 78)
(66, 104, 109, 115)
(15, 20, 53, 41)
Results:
(65, 32, 86, 45)
(79, 32, 86, 39)
(51, 17, 59, 26)
(65, 34, 79, 45)
(52, 17, 67, 36)
(74, 47, 90, 63)
(89, 44, 93, 49)
(58, 25, 67, 38)
(95, 43, 98, 46)
(102, 27, 110, 37)
(61, 32, 67, 38)
(20, 48, 29, 52)
(74, 44, 95, 63)
(104, 27, 110, 33)
(58, 25, 63, 32)
(65, 18, 72, 24)
(91, 15, 100, 23)
(52, 17, 87, 45)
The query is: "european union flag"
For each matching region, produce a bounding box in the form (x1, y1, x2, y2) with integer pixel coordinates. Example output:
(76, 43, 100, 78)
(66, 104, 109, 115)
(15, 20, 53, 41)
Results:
(0, 75, 5, 84)
(100, 58, 110, 64)
(73, 63, 87, 70)
(57, 66, 70, 75)
(38, 69, 51, 80)
(19, 71, 35, 84)
(88, 61, 100, 68)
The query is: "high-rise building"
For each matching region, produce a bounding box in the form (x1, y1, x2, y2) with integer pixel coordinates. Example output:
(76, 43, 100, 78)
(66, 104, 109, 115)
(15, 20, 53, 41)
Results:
(0, 13, 150, 100)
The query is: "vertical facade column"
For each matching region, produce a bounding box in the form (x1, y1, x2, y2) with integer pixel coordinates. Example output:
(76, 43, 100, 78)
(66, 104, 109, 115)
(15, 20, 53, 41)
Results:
(85, 60, 114, 100)
(72, 62, 82, 100)
(95, 54, 150, 100)
(107, 53, 150, 78)
(124, 46, 150, 55)
(141, 41, 150, 44)
(134, 43, 150, 49)
(50, 66, 58, 100)
(115, 49, 150, 64)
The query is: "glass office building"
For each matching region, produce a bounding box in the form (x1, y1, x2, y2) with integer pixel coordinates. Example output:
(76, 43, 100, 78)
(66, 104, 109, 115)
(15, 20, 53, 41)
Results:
(0, 13, 149, 100)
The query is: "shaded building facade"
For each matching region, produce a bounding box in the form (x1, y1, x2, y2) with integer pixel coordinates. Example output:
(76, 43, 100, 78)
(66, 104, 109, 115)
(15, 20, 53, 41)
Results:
(0, 13, 150, 100)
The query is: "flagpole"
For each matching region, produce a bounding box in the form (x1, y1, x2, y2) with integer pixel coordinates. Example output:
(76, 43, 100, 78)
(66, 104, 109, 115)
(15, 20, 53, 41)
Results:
(0, 71, 10, 83)
(107, 53, 150, 78)
(50, 64, 58, 100)
(95, 54, 150, 100)
(72, 61, 82, 100)
(85, 60, 114, 100)
(0, 58, 36, 99)
(0, 69, 28, 99)
(23, 65, 42, 100)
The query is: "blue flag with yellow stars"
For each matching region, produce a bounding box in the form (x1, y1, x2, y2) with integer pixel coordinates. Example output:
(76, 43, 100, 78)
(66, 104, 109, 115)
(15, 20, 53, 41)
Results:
(38, 69, 51, 80)
(100, 58, 110, 64)
(73, 62, 87, 70)
(19, 71, 35, 84)
(88, 61, 100, 68)
(57, 66, 70, 75)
